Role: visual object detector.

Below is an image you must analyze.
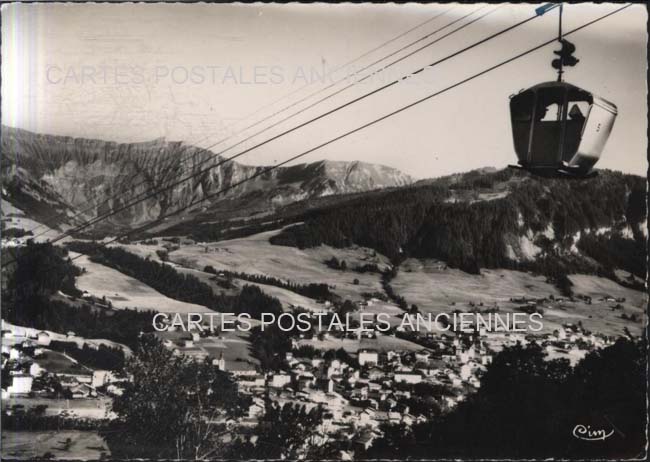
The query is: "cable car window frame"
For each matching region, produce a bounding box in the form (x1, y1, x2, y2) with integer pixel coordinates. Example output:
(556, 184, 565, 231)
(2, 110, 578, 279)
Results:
(562, 88, 593, 162)
(510, 89, 536, 163)
(524, 84, 594, 168)
(529, 86, 568, 166)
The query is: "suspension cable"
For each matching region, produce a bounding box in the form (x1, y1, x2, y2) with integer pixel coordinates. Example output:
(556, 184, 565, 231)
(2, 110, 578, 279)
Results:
(5, 3, 629, 274)
(16, 7, 457, 237)
(33, 6, 539, 249)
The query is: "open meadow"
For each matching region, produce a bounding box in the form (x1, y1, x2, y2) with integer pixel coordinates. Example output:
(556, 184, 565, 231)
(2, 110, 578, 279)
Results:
(73, 253, 212, 313)
(1, 430, 110, 460)
(167, 228, 391, 302)
(392, 258, 646, 337)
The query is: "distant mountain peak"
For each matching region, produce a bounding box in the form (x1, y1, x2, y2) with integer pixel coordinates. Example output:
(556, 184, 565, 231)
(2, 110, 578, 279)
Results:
(1, 126, 414, 232)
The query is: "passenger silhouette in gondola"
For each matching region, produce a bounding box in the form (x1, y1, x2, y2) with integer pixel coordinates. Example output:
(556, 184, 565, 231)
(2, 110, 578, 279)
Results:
(568, 103, 585, 122)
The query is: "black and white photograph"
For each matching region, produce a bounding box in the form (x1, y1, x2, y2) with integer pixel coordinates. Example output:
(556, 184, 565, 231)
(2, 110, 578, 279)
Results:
(0, 1, 647, 460)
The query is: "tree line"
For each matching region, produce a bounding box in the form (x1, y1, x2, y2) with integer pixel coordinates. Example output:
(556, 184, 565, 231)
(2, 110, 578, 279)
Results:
(270, 169, 645, 284)
(49, 340, 126, 371)
(205, 266, 334, 301)
(362, 337, 646, 459)
(65, 241, 284, 319)
(1, 242, 156, 349)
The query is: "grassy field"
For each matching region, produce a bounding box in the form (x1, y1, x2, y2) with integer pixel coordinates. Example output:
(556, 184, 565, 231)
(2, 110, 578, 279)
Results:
(154, 321, 260, 367)
(1, 200, 60, 242)
(1, 430, 109, 460)
(33, 350, 90, 375)
(118, 238, 403, 323)
(73, 253, 212, 313)
(63, 227, 645, 359)
(117, 241, 336, 311)
(231, 280, 325, 312)
(3, 319, 132, 357)
(153, 259, 323, 311)
(168, 228, 391, 302)
(2, 397, 114, 419)
(392, 258, 646, 337)
(393, 259, 560, 306)
(351, 301, 406, 328)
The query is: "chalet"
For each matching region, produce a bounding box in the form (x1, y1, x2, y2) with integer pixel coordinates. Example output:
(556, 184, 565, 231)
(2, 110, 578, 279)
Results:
(402, 414, 416, 426)
(269, 373, 291, 388)
(388, 411, 402, 423)
(238, 375, 266, 391)
(386, 350, 400, 362)
(358, 349, 379, 366)
(37, 332, 51, 346)
(367, 382, 382, 393)
(247, 398, 265, 418)
(7, 374, 33, 394)
(349, 386, 367, 401)
(92, 370, 120, 388)
(394, 371, 422, 384)
(59, 372, 93, 385)
(415, 350, 431, 363)
(460, 364, 473, 381)
(354, 431, 378, 450)
(296, 372, 316, 390)
(366, 367, 383, 381)
(66, 336, 85, 348)
(227, 362, 258, 377)
(213, 352, 226, 370)
(416, 365, 438, 377)
(291, 362, 309, 374)
(69, 383, 97, 399)
(29, 363, 44, 377)
(180, 346, 208, 361)
(106, 384, 124, 396)
(384, 397, 398, 410)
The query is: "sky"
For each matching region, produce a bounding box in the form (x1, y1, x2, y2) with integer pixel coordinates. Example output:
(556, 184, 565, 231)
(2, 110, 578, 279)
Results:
(1, 2, 647, 178)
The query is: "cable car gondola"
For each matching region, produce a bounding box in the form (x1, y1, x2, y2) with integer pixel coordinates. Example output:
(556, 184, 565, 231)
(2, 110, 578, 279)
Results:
(509, 81, 617, 177)
(508, 5, 617, 178)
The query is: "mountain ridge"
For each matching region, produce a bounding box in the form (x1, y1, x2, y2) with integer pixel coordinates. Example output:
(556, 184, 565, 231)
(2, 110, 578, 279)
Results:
(0, 125, 413, 231)
(266, 167, 646, 288)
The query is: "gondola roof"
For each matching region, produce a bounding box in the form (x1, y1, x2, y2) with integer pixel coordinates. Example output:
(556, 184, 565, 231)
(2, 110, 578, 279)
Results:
(513, 81, 617, 113)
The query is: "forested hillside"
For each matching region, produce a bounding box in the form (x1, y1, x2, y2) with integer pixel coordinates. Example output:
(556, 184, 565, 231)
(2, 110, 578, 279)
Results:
(270, 169, 646, 282)
(1, 242, 156, 347)
(363, 338, 647, 459)
(65, 241, 284, 319)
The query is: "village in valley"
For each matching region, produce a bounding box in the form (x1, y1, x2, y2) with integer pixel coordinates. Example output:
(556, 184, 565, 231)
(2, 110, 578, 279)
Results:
(1, 235, 639, 458)
(2, 0, 648, 457)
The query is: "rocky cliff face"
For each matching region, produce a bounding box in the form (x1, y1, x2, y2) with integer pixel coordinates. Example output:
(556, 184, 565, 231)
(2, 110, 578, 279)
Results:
(1, 126, 413, 230)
